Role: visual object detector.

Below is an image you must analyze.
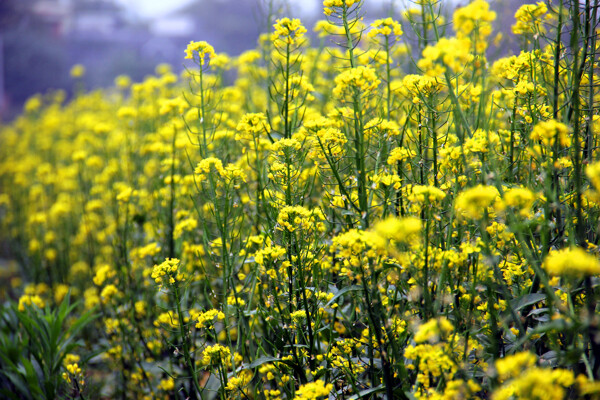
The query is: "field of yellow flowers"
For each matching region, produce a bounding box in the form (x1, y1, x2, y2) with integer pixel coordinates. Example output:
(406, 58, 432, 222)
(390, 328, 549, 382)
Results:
(2, 0, 600, 398)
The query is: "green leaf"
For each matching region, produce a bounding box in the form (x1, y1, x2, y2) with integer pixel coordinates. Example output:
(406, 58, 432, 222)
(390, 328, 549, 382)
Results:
(2, 371, 32, 398)
(326, 285, 361, 307)
(532, 318, 569, 334)
(347, 384, 385, 399)
(510, 293, 546, 311)
(20, 356, 44, 398)
(247, 356, 280, 369)
(56, 308, 99, 371)
(0, 388, 21, 400)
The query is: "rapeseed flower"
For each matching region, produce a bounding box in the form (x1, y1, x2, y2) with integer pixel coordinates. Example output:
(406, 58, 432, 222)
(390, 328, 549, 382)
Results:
(70, 64, 85, 78)
(194, 309, 225, 329)
(151, 258, 182, 287)
(512, 2, 548, 35)
(374, 216, 422, 245)
(226, 370, 253, 392)
(413, 317, 454, 344)
(294, 380, 333, 399)
(503, 187, 536, 217)
(368, 17, 403, 39)
(543, 247, 600, 278)
(333, 66, 380, 99)
(530, 120, 571, 147)
(271, 18, 307, 47)
(492, 367, 574, 400)
(202, 344, 231, 365)
(277, 206, 325, 233)
(184, 40, 216, 64)
(236, 112, 270, 140)
(454, 185, 502, 220)
(17, 294, 45, 312)
(586, 160, 600, 191)
(408, 185, 446, 205)
(323, 0, 359, 16)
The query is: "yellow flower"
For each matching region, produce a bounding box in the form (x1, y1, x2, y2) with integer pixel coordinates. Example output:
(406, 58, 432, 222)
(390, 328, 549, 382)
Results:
(397, 74, 443, 103)
(54, 284, 70, 304)
(271, 18, 307, 47)
(195, 309, 225, 329)
(454, 185, 501, 220)
(368, 17, 403, 39)
(408, 185, 446, 205)
(313, 20, 337, 37)
(323, 0, 359, 16)
(530, 119, 570, 147)
(294, 380, 333, 399)
(158, 377, 175, 391)
(63, 354, 80, 366)
(291, 310, 307, 323)
(543, 247, 600, 278)
(370, 172, 401, 190)
(151, 258, 183, 287)
(313, 127, 347, 157)
(227, 295, 246, 307)
(235, 112, 270, 140)
(586, 160, 600, 192)
(202, 344, 231, 365)
(252, 246, 285, 273)
(154, 311, 179, 328)
(492, 367, 574, 400)
(226, 370, 253, 392)
(194, 157, 228, 182)
(333, 66, 381, 99)
(210, 53, 230, 69)
(503, 187, 535, 217)
(114, 74, 131, 88)
(404, 342, 457, 383)
(495, 351, 537, 381)
(70, 64, 85, 78)
(418, 37, 473, 76)
(374, 216, 422, 246)
(184, 40, 216, 64)
(512, 2, 548, 35)
(364, 119, 400, 138)
(277, 206, 325, 233)
(387, 147, 416, 164)
(158, 96, 188, 116)
(100, 284, 120, 304)
(331, 229, 387, 270)
(453, 0, 496, 37)
(93, 264, 116, 286)
(18, 294, 45, 312)
(413, 317, 454, 344)
(134, 300, 146, 317)
(577, 374, 600, 396)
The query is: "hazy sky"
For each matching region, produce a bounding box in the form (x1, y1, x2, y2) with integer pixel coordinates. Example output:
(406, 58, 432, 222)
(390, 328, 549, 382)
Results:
(114, 0, 321, 19)
(114, 0, 195, 19)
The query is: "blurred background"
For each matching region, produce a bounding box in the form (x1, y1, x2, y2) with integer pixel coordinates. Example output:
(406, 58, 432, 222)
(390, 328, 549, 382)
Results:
(0, 0, 523, 120)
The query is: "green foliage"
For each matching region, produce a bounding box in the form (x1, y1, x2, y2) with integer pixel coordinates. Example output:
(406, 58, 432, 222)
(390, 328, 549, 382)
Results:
(0, 294, 97, 399)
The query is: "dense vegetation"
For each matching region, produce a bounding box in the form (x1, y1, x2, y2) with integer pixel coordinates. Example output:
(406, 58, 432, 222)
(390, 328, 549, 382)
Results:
(1, 0, 600, 399)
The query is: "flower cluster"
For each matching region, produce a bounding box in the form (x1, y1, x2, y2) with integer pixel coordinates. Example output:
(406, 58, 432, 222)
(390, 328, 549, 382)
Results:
(3, 1, 600, 398)
(367, 17, 403, 40)
(512, 2, 548, 35)
(454, 185, 501, 220)
(151, 258, 182, 287)
(333, 66, 381, 99)
(271, 18, 307, 47)
(184, 40, 216, 64)
(543, 247, 600, 278)
(323, 0, 359, 16)
(194, 309, 225, 329)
